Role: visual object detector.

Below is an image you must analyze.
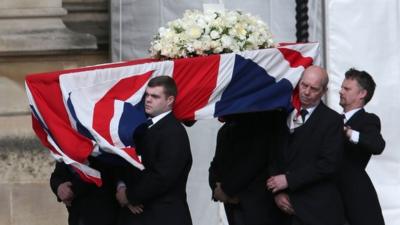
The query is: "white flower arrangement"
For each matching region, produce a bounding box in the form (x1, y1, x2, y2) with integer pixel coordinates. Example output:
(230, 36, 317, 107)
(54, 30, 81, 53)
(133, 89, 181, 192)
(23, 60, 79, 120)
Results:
(149, 10, 275, 59)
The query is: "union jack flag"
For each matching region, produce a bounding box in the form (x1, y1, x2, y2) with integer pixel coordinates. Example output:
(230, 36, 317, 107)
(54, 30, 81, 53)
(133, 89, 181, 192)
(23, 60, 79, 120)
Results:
(25, 43, 319, 186)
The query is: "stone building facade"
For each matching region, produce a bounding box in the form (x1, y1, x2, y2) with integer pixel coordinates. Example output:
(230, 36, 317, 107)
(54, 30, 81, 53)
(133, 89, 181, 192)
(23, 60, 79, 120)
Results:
(0, 0, 109, 224)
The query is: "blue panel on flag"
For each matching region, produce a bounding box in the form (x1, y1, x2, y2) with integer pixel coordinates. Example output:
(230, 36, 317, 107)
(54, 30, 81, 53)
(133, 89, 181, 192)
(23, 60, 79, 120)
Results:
(215, 54, 293, 117)
(118, 100, 147, 147)
(67, 95, 95, 141)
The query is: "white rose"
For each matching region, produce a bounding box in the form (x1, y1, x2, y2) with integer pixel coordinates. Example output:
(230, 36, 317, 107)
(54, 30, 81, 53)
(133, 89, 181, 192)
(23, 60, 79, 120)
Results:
(163, 30, 175, 39)
(152, 42, 162, 51)
(201, 40, 211, 51)
(186, 43, 194, 53)
(197, 18, 207, 28)
(210, 30, 220, 40)
(185, 26, 202, 39)
(203, 26, 211, 35)
(210, 40, 220, 49)
(221, 35, 233, 48)
(192, 40, 203, 50)
(225, 13, 238, 26)
(231, 46, 240, 52)
(235, 24, 247, 36)
(213, 46, 223, 53)
(204, 12, 217, 23)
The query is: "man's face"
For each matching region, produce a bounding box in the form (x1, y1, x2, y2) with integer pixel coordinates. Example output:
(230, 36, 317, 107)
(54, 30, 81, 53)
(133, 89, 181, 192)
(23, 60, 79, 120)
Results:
(299, 70, 326, 108)
(339, 78, 366, 110)
(144, 86, 174, 117)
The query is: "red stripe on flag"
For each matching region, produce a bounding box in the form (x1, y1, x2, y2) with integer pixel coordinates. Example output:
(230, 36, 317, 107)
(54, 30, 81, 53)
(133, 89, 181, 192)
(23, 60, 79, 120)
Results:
(278, 47, 313, 111)
(278, 48, 313, 68)
(172, 55, 220, 120)
(122, 147, 142, 163)
(71, 165, 102, 187)
(31, 115, 60, 156)
(92, 70, 153, 144)
(291, 85, 301, 112)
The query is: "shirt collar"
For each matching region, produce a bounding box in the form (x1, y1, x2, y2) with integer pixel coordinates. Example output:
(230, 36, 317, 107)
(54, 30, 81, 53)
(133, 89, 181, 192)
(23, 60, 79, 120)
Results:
(149, 110, 171, 127)
(343, 107, 362, 121)
(302, 104, 318, 116)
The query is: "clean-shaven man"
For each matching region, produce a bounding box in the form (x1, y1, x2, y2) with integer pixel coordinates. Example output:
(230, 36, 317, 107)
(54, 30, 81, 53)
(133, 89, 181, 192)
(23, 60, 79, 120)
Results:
(338, 68, 385, 225)
(267, 65, 345, 225)
(116, 76, 193, 225)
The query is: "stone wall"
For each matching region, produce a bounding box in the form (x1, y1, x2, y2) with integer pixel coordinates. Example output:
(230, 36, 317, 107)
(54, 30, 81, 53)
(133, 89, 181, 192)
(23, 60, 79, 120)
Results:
(0, 0, 110, 224)
(0, 137, 68, 225)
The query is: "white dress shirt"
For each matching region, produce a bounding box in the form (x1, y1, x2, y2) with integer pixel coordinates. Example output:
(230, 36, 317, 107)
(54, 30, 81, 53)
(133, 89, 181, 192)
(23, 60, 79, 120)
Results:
(343, 108, 362, 144)
(148, 110, 171, 128)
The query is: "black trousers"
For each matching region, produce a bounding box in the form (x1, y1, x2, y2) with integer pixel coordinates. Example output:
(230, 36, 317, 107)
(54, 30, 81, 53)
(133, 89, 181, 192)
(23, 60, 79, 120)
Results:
(224, 203, 245, 225)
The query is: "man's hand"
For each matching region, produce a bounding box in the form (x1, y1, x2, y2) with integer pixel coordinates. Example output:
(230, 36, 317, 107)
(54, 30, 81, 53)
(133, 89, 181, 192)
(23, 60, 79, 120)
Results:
(227, 196, 240, 204)
(213, 182, 229, 203)
(213, 182, 239, 204)
(116, 186, 129, 207)
(266, 174, 288, 193)
(57, 181, 74, 206)
(344, 126, 352, 139)
(127, 204, 144, 214)
(274, 193, 294, 215)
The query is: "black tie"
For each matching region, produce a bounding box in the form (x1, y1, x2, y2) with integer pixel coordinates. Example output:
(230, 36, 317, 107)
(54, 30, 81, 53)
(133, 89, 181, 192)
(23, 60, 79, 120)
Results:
(146, 119, 153, 127)
(300, 109, 308, 123)
(341, 114, 346, 123)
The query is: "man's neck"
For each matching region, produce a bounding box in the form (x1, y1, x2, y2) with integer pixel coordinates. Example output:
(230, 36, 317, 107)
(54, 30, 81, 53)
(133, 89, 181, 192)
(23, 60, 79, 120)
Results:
(150, 110, 171, 126)
(344, 103, 364, 113)
(302, 100, 320, 110)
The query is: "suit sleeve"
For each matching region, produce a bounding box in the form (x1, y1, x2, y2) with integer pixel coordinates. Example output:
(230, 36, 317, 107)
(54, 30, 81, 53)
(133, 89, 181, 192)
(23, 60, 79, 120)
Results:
(126, 126, 192, 204)
(219, 129, 268, 196)
(50, 162, 97, 201)
(208, 123, 228, 192)
(221, 111, 288, 196)
(286, 116, 344, 191)
(356, 114, 385, 155)
(50, 162, 71, 201)
(267, 111, 289, 177)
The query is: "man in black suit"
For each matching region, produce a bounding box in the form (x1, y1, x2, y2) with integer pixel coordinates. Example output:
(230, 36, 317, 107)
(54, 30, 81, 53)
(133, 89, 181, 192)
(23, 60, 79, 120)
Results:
(50, 157, 119, 225)
(209, 110, 286, 225)
(338, 68, 385, 225)
(116, 76, 193, 225)
(267, 65, 345, 225)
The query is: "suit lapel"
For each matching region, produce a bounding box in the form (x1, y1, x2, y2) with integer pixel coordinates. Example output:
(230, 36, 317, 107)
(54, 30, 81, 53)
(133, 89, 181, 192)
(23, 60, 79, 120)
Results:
(286, 103, 325, 163)
(345, 108, 365, 128)
(147, 112, 173, 132)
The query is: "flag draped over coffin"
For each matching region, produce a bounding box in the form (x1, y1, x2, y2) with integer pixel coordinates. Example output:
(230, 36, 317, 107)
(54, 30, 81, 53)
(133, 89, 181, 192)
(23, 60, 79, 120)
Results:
(25, 43, 320, 186)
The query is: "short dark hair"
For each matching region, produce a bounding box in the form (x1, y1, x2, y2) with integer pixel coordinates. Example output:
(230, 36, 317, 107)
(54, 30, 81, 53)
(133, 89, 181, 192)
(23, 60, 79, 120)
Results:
(345, 68, 376, 104)
(147, 75, 177, 97)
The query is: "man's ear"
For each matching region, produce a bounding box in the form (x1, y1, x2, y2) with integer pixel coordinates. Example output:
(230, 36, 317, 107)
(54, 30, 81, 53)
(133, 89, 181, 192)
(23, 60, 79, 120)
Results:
(167, 95, 175, 107)
(359, 89, 367, 100)
(322, 86, 328, 95)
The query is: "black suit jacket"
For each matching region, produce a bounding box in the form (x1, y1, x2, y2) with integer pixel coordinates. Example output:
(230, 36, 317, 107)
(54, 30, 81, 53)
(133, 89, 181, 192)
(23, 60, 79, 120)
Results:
(50, 158, 119, 225)
(209, 111, 287, 224)
(120, 112, 193, 225)
(338, 109, 385, 225)
(276, 102, 345, 225)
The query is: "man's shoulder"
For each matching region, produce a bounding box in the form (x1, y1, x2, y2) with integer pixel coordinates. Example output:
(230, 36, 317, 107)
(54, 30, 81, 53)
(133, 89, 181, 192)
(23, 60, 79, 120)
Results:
(157, 113, 186, 132)
(316, 102, 342, 120)
(349, 109, 381, 126)
(363, 110, 381, 120)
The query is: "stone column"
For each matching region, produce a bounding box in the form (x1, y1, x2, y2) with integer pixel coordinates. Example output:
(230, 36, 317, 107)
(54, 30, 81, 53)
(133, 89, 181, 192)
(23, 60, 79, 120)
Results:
(0, 0, 97, 54)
